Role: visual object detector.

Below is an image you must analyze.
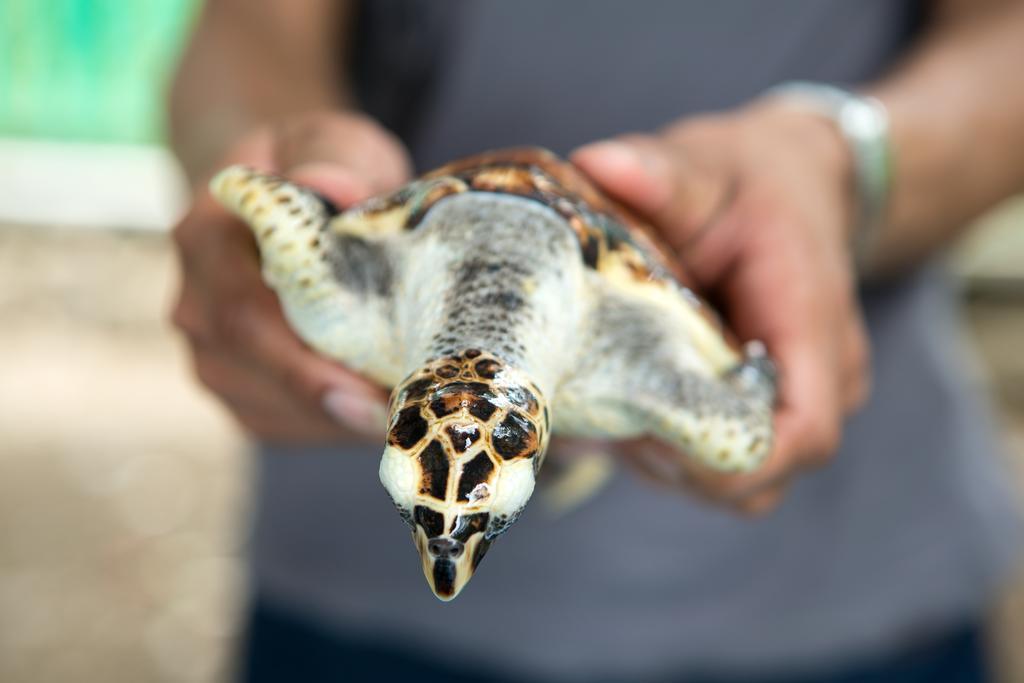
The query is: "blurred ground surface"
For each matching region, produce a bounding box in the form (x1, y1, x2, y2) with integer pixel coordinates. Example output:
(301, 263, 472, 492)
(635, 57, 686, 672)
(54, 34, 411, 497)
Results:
(0, 225, 1021, 682)
(0, 226, 245, 682)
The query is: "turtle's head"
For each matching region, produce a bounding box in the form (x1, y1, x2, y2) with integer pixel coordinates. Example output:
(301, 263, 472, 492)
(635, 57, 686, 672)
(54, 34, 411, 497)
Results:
(379, 351, 548, 601)
(380, 443, 538, 601)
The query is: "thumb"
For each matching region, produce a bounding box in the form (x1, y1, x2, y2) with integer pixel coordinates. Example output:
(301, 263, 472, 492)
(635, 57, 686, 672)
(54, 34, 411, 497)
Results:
(273, 111, 412, 205)
(287, 162, 378, 209)
(571, 135, 731, 251)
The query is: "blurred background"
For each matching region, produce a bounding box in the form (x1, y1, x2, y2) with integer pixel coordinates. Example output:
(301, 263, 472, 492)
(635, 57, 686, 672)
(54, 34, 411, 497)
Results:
(0, 1, 1022, 681)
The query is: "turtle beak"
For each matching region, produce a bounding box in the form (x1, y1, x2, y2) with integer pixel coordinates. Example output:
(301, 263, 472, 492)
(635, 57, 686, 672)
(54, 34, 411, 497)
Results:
(413, 525, 492, 601)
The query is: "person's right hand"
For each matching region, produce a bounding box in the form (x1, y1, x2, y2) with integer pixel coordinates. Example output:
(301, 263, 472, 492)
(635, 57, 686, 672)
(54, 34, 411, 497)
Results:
(171, 111, 411, 443)
(572, 103, 871, 516)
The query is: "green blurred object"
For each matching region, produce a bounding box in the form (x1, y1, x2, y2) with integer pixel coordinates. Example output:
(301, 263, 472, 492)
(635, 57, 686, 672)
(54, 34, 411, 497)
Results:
(0, 0, 200, 144)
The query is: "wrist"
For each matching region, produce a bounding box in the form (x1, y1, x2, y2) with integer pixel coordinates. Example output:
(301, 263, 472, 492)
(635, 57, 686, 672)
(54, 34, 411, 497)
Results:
(741, 101, 857, 238)
(653, 106, 857, 264)
(749, 101, 853, 179)
(756, 84, 892, 269)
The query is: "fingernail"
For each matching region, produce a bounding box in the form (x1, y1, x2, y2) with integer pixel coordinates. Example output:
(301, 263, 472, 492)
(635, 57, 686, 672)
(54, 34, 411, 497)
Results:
(584, 139, 664, 173)
(323, 389, 387, 436)
(576, 140, 640, 171)
(287, 163, 373, 206)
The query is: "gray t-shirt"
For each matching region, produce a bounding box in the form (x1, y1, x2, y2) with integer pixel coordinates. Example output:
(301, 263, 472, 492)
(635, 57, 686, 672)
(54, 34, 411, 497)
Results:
(251, 2, 1023, 680)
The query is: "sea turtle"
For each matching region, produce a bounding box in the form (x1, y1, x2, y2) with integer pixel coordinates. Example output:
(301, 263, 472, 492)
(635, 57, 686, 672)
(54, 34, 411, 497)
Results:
(210, 148, 776, 601)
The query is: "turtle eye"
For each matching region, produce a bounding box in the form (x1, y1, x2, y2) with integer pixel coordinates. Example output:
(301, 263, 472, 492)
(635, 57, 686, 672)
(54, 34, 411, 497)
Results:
(449, 512, 490, 542)
(414, 505, 445, 538)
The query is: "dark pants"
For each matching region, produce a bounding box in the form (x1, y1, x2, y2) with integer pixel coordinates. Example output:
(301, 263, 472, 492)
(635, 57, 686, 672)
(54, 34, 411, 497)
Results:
(238, 596, 992, 683)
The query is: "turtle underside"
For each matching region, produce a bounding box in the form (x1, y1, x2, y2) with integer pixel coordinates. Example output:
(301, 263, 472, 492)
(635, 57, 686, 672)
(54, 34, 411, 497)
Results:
(210, 147, 776, 600)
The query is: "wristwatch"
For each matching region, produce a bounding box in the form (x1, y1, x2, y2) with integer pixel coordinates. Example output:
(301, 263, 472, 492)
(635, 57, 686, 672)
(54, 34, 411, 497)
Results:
(766, 81, 892, 269)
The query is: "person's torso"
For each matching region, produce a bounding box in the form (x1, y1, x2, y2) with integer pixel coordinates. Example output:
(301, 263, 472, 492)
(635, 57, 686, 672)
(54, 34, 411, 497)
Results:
(252, 3, 1022, 680)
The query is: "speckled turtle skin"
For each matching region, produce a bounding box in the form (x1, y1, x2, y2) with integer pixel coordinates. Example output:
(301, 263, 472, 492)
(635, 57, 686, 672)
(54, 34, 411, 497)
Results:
(210, 148, 777, 601)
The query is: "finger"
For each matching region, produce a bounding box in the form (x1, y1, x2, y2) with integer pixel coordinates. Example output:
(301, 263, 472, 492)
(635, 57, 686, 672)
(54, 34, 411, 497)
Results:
(770, 331, 844, 471)
(273, 111, 411, 194)
(234, 297, 385, 402)
(840, 312, 872, 413)
(726, 228, 845, 465)
(191, 342, 386, 441)
(230, 405, 359, 444)
(191, 344, 329, 421)
(289, 162, 377, 208)
(571, 136, 675, 216)
(734, 483, 788, 517)
(619, 439, 790, 514)
(633, 436, 794, 504)
(170, 202, 253, 346)
(186, 126, 278, 189)
(170, 282, 207, 343)
(546, 437, 614, 462)
(172, 194, 243, 277)
(216, 289, 388, 423)
(617, 441, 689, 491)
(190, 344, 290, 410)
(571, 135, 733, 251)
(226, 382, 384, 443)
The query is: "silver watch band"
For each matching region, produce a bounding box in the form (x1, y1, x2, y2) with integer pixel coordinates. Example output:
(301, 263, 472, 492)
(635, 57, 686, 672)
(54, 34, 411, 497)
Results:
(766, 81, 892, 269)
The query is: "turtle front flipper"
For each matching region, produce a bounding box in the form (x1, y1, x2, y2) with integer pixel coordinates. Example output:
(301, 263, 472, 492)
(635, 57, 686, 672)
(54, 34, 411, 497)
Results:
(555, 281, 777, 473)
(209, 166, 403, 386)
(210, 165, 343, 292)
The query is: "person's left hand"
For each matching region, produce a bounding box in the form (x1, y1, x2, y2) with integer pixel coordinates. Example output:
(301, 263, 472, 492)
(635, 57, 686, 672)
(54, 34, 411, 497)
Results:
(171, 112, 411, 443)
(572, 100, 872, 516)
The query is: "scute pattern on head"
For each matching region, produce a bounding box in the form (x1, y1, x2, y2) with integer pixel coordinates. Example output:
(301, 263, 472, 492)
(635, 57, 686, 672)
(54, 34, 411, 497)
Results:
(381, 349, 551, 600)
(387, 349, 550, 513)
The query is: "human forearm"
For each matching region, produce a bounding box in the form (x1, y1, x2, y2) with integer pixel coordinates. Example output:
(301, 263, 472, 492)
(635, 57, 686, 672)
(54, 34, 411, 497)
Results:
(168, 0, 354, 183)
(864, 0, 1024, 275)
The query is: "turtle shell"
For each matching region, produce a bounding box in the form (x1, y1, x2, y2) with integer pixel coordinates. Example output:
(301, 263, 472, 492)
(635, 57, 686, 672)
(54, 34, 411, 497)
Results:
(418, 147, 734, 349)
(425, 148, 676, 275)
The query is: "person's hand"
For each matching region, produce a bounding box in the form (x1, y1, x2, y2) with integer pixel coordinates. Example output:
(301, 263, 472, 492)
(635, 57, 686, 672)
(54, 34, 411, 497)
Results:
(572, 101, 871, 515)
(171, 111, 411, 443)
